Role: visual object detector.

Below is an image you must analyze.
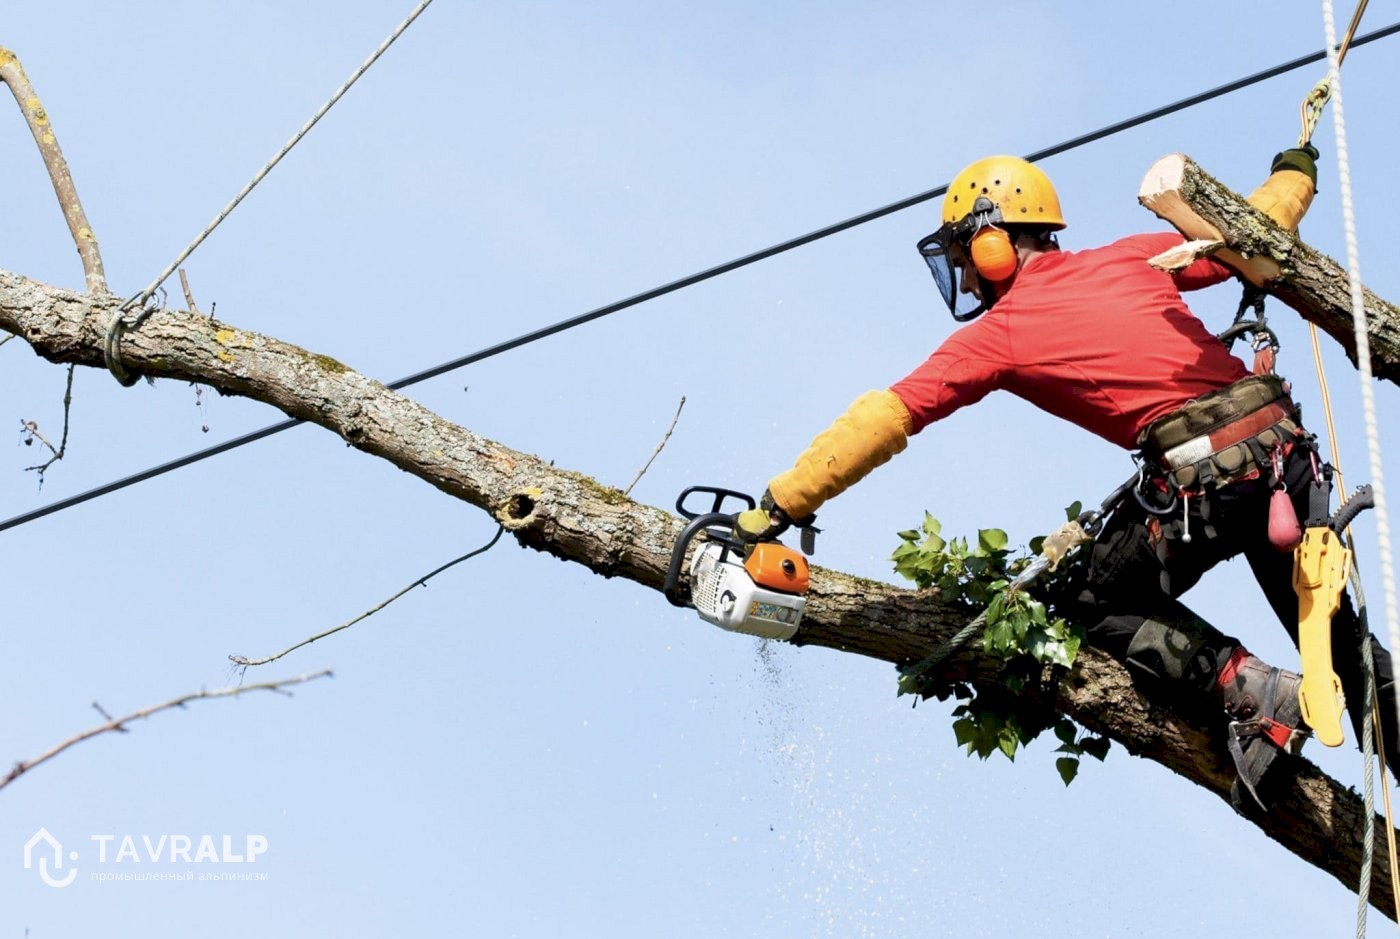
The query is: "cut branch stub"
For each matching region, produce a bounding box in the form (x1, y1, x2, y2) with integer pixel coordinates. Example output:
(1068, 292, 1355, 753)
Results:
(1138, 153, 1281, 285)
(1138, 152, 1400, 383)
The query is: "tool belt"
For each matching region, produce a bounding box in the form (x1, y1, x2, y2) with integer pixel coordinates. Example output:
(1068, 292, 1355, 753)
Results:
(1138, 375, 1301, 491)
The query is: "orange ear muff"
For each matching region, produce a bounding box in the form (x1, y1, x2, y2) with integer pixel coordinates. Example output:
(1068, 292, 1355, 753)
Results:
(969, 227, 1017, 282)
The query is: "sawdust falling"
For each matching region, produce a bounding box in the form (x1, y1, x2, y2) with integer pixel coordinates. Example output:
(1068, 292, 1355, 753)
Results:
(744, 639, 925, 937)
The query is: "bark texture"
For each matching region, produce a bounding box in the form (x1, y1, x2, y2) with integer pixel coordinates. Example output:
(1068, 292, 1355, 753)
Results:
(2, 266, 1396, 915)
(1139, 152, 1400, 383)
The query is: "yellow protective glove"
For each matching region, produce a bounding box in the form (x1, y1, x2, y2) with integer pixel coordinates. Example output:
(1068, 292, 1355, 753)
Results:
(734, 505, 783, 543)
(766, 389, 913, 520)
(1246, 147, 1318, 233)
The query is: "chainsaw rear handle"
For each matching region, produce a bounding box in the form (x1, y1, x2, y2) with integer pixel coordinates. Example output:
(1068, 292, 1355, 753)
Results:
(1330, 484, 1374, 535)
(665, 511, 741, 607)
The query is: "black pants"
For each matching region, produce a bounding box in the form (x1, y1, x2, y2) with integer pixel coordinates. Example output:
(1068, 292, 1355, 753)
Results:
(1074, 444, 1399, 765)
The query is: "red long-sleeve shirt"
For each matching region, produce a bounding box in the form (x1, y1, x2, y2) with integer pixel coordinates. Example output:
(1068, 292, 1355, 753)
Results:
(889, 232, 1249, 449)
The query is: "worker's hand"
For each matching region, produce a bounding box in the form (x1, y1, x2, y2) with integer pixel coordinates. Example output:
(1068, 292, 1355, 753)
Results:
(734, 506, 784, 543)
(1271, 145, 1319, 185)
(733, 489, 807, 544)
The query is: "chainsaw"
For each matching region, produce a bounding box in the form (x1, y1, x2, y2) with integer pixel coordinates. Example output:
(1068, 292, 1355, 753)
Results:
(663, 486, 814, 641)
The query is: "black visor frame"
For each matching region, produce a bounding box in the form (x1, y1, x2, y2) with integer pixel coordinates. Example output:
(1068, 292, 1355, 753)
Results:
(916, 197, 1006, 322)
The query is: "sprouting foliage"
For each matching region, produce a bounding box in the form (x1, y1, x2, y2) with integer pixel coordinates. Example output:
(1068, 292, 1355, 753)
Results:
(890, 505, 1110, 784)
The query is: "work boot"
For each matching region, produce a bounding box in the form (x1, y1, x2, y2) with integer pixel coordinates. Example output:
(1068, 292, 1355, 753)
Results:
(1217, 647, 1310, 812)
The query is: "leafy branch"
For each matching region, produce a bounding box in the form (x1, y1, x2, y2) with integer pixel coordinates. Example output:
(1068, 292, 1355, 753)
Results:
(890, 507, 1110, 783)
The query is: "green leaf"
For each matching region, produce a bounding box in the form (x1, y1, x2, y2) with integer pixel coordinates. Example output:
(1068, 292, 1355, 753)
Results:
(1053, 718, 1078, 747)
(897, 529, 921, 542)
(1043, 638, 1075, 669)
(1079, 736, 1112, 761)
(1064, 500, 1083, 522)
(922, 512, 942, 536)
(1028, 535, 1046, 555)
(978, 528, 1009, 552)
(952, 717, 976, 747)
(997, 726, 1019, 761)
(1056, 756, 1080, 786)
(983, 619, 1014, 654)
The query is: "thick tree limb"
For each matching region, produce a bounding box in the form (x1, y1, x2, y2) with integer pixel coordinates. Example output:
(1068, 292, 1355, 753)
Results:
(1139, 152, 1400, 383)
(0, 267, 1394, 915)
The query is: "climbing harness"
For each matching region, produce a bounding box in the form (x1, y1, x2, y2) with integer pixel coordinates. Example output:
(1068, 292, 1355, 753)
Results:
(1217, 286, 1279, 376)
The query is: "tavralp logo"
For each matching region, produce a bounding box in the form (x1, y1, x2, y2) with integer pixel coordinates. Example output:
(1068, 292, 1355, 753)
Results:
(24, 827, 78, 888)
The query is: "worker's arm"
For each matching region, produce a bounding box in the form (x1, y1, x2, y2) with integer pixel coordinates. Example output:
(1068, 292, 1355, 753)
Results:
(758, 388, 915, 523)
(749, 331, 1004, 526)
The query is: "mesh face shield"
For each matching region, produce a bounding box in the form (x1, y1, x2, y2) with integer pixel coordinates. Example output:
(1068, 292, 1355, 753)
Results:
(917, 197, 1005, 322)
(917, 231, 984, 322)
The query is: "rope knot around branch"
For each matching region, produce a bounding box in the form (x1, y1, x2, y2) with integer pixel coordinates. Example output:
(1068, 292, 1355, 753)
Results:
(102, 293, 157, 387)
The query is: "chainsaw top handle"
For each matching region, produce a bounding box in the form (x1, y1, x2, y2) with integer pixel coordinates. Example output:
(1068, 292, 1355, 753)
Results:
(674, 486, 756, 520)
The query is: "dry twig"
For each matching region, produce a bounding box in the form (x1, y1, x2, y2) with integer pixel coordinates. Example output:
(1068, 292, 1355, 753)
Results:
(624, 396, 685, 496)
(178, 268, 201, 316)
(230, 525, 504, 670)
(1, 670, 334, 792)
(20, 364, 75, 482)
(0, 46, 106, 295)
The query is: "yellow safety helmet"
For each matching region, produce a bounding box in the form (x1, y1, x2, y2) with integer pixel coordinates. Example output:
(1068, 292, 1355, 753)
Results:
(918, 156, 1065, 321)
(941, 155, 1065, 230)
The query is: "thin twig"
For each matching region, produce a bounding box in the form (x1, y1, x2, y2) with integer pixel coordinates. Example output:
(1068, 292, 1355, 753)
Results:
(177, 270, 213, 431)
(21, 364, 75, 482)
(624, 396, 685, 496)
(0, 47, 107, 295)
(178, 268, 201, 315)
(230, 525, 505, 670)
(1, 670, 333, 792)
(0, 331, 15, 348)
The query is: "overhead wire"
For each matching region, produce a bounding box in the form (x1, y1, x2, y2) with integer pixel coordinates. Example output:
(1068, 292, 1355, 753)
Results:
(3, 22, 1400, 535)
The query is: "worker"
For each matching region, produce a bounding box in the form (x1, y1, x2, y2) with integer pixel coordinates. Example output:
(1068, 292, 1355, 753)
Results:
(739, 149, 1396, 809)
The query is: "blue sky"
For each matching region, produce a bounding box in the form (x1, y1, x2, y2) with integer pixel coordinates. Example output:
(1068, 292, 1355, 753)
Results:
(4, 2, 1399, 936)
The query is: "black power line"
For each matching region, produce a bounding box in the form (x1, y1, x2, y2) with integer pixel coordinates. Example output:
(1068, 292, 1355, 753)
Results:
(4, 22, 1398, 536)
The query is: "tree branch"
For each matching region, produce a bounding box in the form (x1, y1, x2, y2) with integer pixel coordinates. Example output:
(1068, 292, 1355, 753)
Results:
(0, 47, 107, 296)
(20, 363, 75, 482)
(2, 669, 334, 792)
(230, 526, 504, 669)
(1139, 152, 1400, 383)
(1, 266, 1395, 915)
(625, 395, 685, 496)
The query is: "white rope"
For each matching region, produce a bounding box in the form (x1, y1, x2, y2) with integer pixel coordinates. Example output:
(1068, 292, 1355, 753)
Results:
(104, 0, 435, 385)
(1321, 3, 1400, 929)
(137, 0, 436, 303)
